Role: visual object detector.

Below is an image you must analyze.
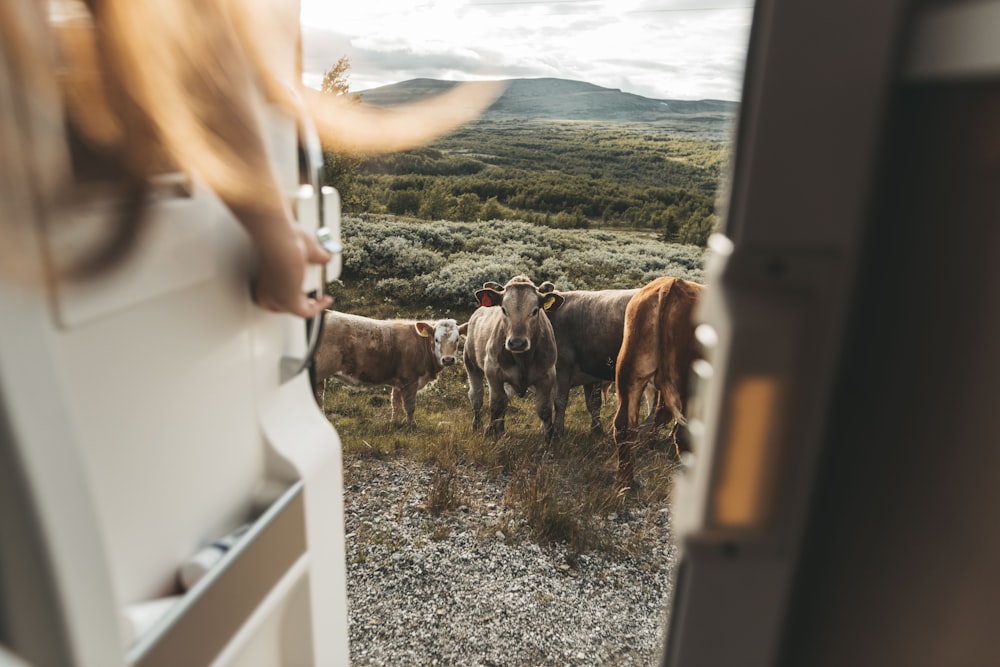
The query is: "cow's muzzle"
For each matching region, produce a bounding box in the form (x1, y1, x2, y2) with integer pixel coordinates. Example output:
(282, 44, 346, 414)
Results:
(506, 337, 530, 353)
(441, 356, 456, 366)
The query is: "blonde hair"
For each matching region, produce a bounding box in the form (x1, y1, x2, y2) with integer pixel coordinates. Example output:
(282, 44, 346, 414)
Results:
(1, 0, 502, 279)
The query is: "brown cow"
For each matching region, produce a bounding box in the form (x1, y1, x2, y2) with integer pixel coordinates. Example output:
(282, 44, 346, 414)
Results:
(463, 276, 565, 442)
(314, 312, 467, 425)
(613, 276, 703, 484)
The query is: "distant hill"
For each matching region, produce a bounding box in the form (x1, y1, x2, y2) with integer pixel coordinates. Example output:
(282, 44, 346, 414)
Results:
(354, 77, 738, 126)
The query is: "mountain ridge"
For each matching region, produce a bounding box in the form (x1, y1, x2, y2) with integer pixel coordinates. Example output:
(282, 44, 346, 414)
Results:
(352, 77, 738, 125)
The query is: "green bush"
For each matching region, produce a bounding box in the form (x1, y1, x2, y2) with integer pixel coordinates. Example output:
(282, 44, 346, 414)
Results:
(337, 214, 706, 314)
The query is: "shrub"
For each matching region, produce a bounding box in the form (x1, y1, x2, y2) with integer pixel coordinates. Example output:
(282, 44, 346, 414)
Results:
(386, 190, 421, 216)
(370, 237, 443, 278)
(451, 193, 482, 222)
(337, 214, 707, 311)
(423, 252, 535, 311)
(374, 277, 429, 305)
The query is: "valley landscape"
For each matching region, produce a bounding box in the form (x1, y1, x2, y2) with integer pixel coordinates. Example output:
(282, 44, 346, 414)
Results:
(324, 76, 735, 665)
(329, 77, 736, 247)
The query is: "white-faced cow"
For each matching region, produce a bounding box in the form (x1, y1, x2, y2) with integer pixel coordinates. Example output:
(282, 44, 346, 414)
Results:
(537, 282, 639, 437)
(613, 276, 703, 484)
(314, 312, 467, 425)
(463, 276, 565, 442)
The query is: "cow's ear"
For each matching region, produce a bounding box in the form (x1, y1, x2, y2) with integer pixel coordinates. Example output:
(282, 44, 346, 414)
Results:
(538, 281, 555, 294)
(414, 322, 434, 337)
(483, 281, 503, 291)
(475, 288, 502, 307)
(458, 322, 469, 336)
(541, 292, 565, 312)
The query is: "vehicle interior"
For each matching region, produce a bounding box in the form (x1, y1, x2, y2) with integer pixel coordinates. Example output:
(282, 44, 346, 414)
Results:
(664, 0, 1000, 665)
(2, 0, 999, 665)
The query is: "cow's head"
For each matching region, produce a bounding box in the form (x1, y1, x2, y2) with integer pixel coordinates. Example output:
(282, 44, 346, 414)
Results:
(415, 319, 467, 367)
(475, 276, 564, 354)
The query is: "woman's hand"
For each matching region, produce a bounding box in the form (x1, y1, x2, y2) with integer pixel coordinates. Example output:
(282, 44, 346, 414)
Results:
(252, 221, 333, 318)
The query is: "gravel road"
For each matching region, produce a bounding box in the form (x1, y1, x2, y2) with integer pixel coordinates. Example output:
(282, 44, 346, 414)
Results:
(343, 458, 677, 666)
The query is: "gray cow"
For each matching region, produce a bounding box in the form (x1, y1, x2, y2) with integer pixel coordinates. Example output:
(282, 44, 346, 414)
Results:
(538, 282, 639, 437)
(314, 312, 466, 425)
(463, 276, 565, 442)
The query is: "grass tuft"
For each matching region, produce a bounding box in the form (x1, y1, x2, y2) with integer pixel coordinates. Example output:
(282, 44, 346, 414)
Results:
(426, 465, 463, 515)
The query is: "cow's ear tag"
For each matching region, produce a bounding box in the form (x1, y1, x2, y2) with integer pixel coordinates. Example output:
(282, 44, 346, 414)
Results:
(542, 295, 558, 311)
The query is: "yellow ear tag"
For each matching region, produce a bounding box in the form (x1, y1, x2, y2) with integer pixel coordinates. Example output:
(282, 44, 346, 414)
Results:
(543, 296, 557, 311)
(417, 325, 431, 337)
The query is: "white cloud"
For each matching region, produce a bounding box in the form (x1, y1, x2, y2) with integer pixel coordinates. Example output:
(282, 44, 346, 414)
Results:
(300, 0, 753, 101)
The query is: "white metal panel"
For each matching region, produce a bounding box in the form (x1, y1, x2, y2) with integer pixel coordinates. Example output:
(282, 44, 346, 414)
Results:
(44, 196, 267, 605)
(0, 2, 351, 666)
(51, 182, 219, 329)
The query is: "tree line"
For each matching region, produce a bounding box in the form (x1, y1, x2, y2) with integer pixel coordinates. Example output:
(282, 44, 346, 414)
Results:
(319, 61, 729, 246)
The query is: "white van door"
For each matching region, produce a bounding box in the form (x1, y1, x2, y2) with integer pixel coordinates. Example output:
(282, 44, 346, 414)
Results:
(0, 3, 350, 666)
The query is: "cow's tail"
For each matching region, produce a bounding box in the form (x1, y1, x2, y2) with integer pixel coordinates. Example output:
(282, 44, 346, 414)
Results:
(656, 278, 700, 425)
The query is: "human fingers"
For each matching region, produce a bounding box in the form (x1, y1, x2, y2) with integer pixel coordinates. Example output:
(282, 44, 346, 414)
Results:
(256, 293, 330, 318)
(294, 294, 333, 318)
(294, 226, 333, 264)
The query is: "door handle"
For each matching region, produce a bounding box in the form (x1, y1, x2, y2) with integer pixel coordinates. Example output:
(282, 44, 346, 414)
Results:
(279, 107, 342, 384)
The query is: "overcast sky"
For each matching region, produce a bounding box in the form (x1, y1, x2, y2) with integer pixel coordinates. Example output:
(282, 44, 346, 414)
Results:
(299, 0, 755, 102)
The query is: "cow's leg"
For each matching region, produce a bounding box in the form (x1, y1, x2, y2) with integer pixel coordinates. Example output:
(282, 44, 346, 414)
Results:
(399, 382, 420, 426)
(486, 374, 509, 437)
(466, 361, 485, 432)
(613, 383, 646, 485)
(644, 382, 672, 442)
(390, 387, 405, 423)
(658, 279, 699, 458)
(657, 339, 695, 458)
(584, 382, 604, 434)
(614, 370, 655, 486)
(660, 382, 689, 458)
(551, 370, 571, 439)
(534, 371, 558, 443)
